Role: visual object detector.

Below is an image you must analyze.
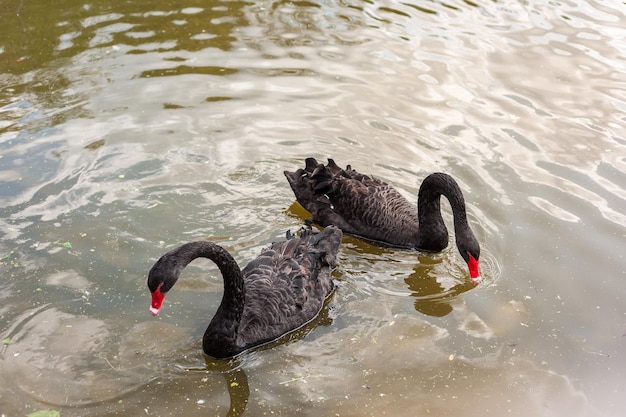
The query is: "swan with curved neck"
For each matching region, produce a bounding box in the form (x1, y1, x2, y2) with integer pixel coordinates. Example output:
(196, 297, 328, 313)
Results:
(284, 158, 481, 283)
(147, 225, 342, 359)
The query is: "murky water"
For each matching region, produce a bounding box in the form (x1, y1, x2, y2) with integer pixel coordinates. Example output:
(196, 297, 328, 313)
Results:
(1, 0, 625, 416)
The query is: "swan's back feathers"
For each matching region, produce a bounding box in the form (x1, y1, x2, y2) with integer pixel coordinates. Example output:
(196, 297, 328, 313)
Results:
(284, 158, 420, 247)
(236, 224, 342, 350)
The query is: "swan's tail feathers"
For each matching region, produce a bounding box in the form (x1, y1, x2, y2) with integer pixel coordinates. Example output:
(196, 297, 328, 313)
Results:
(278, 224, 341, 266)
(273, 229, 302, 259)
(285, 221, 313, 241)
(306, 160, 336, 195)
(284, 158, 342, 194)
(326, 158, 345, 176)
(284, 158, 352, 228)
(304, 157, 320, 173)
(283, 169, 305, 202)
(284, 159, 333, 215)
(310, 225, 342, 268)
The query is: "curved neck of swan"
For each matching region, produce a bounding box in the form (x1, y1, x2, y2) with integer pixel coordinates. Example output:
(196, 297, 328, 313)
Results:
(416, 173, 473, 252)
(167, 242, 245, 355)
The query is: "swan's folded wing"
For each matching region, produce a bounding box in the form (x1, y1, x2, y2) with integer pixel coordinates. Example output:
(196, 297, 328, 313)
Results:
(285, 159, 419, 246)
(237, 226, 341, 347)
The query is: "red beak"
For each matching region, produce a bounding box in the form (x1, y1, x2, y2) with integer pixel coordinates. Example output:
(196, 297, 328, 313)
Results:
(468, 254, 481, 284)
(150, 286, 165, 316)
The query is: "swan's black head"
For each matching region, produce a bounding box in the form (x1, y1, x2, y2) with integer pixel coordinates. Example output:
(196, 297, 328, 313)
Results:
(456, 232, 481, 284)
(147, 251, 184, 316)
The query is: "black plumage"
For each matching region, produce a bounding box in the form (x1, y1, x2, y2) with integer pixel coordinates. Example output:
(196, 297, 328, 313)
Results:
(147, 225, 342, 359)
(284, 158, 481, 283)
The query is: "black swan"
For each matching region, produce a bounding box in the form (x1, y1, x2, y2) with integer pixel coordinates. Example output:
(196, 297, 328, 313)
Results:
(147, 225, 342, 359)
(284, 158, 481, 283)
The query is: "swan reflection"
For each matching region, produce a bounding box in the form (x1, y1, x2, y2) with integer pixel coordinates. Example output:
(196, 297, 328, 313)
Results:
(405, 254, 476, 317)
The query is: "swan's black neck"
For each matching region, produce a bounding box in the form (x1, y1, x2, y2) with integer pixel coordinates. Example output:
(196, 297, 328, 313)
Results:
(150, 241, 245, 358)
(416, 173, 478, 262)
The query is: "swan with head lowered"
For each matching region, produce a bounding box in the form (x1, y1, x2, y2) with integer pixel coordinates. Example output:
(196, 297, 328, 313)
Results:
(284, 158, 481, 284)
(147, 225, 342, 359)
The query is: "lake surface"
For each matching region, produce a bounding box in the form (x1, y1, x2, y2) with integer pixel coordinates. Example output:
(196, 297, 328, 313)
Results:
(1, 0, 625, 416)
